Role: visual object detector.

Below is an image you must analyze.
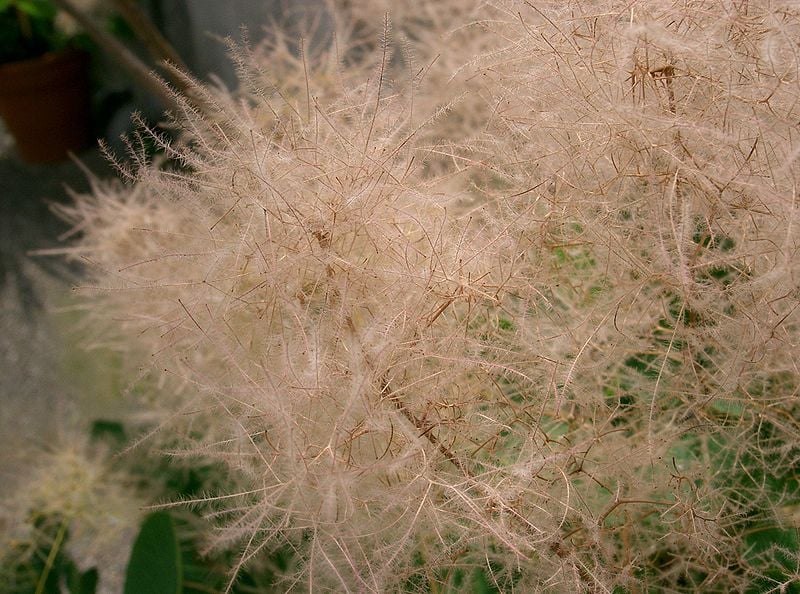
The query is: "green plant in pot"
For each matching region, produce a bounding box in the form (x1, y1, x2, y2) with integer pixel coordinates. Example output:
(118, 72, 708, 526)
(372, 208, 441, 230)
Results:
(0, 0, 93, 162)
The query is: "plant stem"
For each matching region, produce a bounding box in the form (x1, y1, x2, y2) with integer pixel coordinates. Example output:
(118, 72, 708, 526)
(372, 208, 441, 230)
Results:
(51, 0, 182, 112)
(34, 517, 69, 594)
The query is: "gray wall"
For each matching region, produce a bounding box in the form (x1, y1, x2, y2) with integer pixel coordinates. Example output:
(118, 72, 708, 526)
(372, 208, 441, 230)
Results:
(154, 0, 327, 89)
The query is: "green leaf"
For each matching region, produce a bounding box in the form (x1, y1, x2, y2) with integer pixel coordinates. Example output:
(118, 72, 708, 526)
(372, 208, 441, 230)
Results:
(89, 419, 126, 445)
(497, 317, 514, 331)
(124, 512, 182, 594)
(14, 0, 56, 20)
(67, 564, 98, 594)
(471, 567, 499, 594)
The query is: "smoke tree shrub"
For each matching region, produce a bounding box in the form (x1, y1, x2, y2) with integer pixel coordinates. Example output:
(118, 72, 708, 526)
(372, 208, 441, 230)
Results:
(59, 0, 800, 591)
(469, 1, 800, 590)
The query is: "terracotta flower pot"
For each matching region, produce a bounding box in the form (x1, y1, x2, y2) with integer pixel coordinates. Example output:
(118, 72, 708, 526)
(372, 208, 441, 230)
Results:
(0, 49, 92, 163)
